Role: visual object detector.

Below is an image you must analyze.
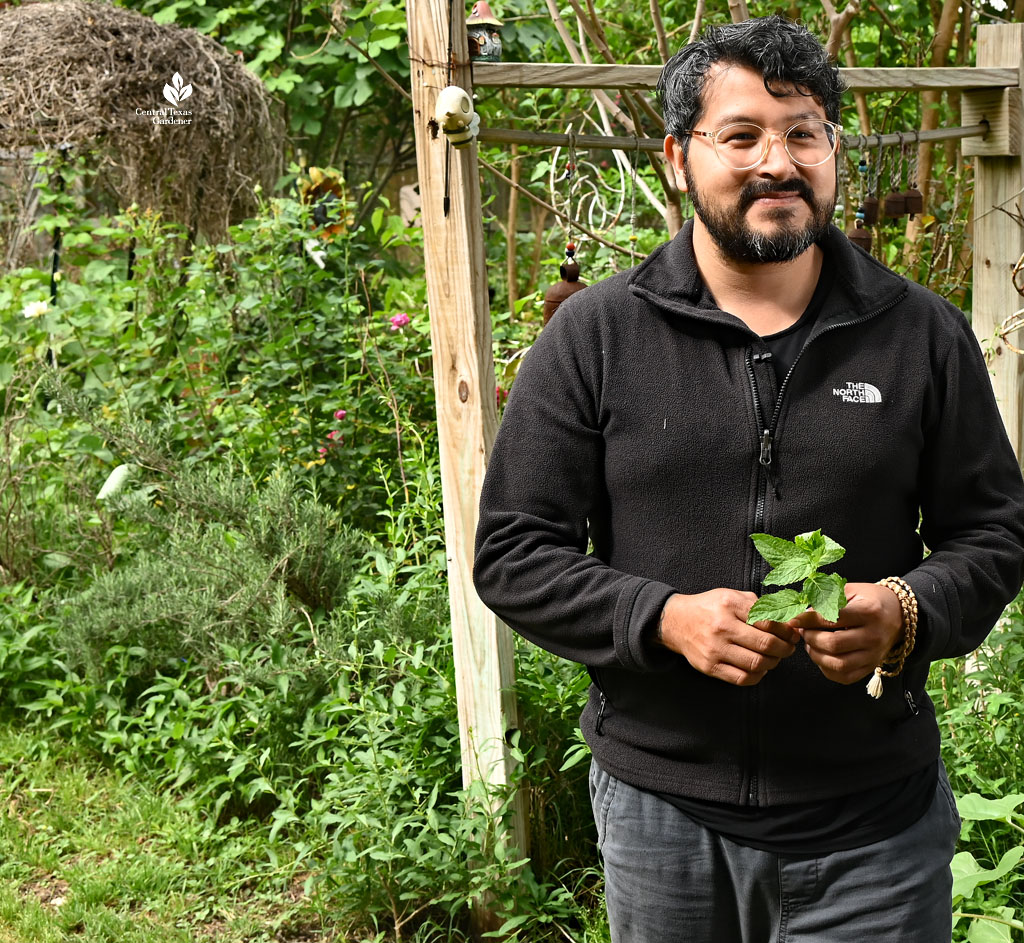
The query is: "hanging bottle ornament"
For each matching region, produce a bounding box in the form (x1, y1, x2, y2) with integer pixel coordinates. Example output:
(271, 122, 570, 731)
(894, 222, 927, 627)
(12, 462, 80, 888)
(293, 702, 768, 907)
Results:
(903, 186, 924, 219)
(543, 243, 587, 324)
(885, 134, 909, 219)
(847, 213, 873, 252)
(862, 194, 880, 226)
(899, 132, 924, 220)
(884, 188, 907, 218)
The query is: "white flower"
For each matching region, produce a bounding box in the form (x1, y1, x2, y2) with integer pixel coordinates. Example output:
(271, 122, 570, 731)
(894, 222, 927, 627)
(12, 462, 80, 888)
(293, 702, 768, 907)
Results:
(96, 463, 136, 501)
(22, 300, 48, 319)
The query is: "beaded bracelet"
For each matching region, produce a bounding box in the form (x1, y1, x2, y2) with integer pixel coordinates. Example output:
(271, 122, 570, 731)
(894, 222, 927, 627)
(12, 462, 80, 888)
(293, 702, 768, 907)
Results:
(866, 576, 918, 699)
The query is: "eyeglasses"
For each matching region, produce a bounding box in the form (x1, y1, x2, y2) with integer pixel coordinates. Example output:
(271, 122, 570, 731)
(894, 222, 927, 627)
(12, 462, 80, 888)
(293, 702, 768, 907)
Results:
(683, 119, 842, 171)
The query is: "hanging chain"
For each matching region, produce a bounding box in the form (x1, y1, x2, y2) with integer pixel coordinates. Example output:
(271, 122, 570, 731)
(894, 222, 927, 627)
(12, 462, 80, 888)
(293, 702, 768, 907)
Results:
(565, 126, 577, 250)
(628, 135, 639, 266)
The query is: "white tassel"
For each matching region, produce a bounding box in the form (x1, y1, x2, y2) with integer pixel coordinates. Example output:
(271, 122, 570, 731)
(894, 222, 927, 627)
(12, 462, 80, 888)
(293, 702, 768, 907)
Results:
(866, 667, 884, 699)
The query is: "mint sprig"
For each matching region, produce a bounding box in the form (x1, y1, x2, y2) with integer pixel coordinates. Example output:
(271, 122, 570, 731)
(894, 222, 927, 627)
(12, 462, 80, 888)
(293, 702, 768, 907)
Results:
(746, 530, 848, 625)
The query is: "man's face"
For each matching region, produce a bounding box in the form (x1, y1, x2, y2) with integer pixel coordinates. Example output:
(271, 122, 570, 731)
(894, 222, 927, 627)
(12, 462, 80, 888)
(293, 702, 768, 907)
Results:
(666, 63, 838, 264)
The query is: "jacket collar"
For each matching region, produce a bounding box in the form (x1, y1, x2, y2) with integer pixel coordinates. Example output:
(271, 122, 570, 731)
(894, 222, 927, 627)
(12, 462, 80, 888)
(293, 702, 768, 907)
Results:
(627, 219, 907, 330)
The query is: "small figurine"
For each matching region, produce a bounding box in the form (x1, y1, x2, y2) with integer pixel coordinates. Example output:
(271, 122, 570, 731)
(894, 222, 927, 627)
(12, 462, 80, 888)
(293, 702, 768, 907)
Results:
(543, 243, 587, 324)
(467, 1, 503, 62)
(435, 85, 480, 149)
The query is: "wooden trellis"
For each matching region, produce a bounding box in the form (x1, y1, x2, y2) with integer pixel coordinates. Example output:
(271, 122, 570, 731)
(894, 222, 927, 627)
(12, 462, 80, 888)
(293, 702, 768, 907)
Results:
(406, 3, 1024, 856)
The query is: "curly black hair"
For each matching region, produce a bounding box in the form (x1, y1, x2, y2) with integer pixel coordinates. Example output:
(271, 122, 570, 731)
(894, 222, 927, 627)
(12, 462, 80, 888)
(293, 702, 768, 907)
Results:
(657, 16, 845, 150)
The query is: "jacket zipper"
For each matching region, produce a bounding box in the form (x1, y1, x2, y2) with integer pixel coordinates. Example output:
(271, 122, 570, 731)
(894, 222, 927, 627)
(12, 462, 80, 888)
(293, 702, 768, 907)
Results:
(743, 353, 768, 806)
(740, 290, 907, 807)
(591, 669, 608, 735)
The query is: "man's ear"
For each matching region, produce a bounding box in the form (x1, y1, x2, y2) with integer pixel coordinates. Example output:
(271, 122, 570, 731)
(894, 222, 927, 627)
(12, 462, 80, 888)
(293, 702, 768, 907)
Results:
(664, 135, 688, 193)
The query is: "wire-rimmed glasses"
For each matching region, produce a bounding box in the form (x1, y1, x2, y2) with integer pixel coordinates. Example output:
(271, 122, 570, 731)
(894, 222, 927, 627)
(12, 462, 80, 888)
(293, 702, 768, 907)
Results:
(683, 119, 842, 171)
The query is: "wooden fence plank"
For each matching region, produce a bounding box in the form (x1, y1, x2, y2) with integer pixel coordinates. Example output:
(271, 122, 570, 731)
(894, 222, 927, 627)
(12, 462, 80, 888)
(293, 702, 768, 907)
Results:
(972, 23, 1024, 461)
(473, 62, 1020, 91)
(405, 0, 527, 863)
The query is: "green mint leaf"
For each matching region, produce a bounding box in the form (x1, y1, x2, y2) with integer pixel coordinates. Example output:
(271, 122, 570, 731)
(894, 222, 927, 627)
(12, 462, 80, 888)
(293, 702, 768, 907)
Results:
(818, 534, 846, 567)
(747, 589, 807, 625)
(794, 529, 827, 569)
(803, 572, 848, 623)
(750, 533, 811, 570)
(763, 557, 815, 586)
(751, 533, 813, 586)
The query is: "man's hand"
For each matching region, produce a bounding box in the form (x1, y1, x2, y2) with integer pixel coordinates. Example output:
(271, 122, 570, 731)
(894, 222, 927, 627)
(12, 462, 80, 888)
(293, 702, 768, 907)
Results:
(658, 590, 800, 686)
(789, 582, 904, 685)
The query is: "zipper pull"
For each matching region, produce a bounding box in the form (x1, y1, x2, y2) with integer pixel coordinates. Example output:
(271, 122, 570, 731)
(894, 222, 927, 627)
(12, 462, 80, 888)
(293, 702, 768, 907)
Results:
(759, 429, 773, 466)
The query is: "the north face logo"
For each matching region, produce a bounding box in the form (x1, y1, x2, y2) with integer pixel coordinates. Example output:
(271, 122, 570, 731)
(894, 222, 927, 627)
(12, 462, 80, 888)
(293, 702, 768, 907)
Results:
(833, 381, 882, 404)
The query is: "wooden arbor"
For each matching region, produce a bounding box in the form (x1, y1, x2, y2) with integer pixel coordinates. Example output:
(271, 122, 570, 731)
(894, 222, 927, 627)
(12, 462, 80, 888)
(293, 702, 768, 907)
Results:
(406, 4, 1024, 853)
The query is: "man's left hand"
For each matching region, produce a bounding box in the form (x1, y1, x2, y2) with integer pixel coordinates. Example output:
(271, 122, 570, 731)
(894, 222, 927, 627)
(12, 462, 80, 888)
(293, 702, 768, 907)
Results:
(788, 583, 904, 685)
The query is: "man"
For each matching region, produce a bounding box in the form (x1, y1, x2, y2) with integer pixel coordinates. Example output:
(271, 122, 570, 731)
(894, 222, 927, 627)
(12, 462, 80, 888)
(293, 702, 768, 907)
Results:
(474, 15, 1024, 943)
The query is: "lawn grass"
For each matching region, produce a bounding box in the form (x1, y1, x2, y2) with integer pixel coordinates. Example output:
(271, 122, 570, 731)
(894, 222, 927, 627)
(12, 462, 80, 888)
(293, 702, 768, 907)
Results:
(0, 725, 333, 942)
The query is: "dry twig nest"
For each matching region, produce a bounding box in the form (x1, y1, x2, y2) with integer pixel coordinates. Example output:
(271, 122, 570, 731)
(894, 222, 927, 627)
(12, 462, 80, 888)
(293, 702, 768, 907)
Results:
(0, 0, 282, 239)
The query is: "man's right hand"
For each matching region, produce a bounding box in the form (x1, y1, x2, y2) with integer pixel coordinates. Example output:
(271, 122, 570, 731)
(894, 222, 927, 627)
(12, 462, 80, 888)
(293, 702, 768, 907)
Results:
(658, 590, 800, 686)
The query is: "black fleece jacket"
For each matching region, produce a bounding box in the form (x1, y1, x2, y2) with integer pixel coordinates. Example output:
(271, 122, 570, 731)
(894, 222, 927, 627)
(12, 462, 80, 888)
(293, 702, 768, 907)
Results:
(473, 221, 1024, 807)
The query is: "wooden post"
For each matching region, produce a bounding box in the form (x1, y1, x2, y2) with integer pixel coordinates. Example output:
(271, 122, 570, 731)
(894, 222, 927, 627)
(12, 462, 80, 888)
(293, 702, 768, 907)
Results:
(964, 22, 1024, 461)
(406, 0, 527, 862)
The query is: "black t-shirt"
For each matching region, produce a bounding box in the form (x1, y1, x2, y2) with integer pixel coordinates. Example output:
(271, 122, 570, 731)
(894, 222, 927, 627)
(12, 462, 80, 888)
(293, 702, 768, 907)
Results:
(657, 257, 936, 855)
(761, 260, 831, 384)
(656, 762, 937, 855)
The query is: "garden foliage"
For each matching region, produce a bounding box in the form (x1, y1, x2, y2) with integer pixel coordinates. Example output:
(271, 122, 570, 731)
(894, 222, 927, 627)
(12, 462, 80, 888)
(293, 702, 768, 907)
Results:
(0, 159, 602, 939)
(0, 0, 1021, 933)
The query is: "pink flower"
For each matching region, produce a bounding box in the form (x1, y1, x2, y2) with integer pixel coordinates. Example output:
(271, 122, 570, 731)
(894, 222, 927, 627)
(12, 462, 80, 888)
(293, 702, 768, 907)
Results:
(334, 409, 347, 420)
(317, 447, 328, 455)
(496, 385, 508, 405)
(327, 430, 340, 440)
(389, 313, 411, 331)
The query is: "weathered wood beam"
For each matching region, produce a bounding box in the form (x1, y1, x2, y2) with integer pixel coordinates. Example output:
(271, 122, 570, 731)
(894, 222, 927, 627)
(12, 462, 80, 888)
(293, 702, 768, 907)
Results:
(472, 62, 1019, 91)
(406, 0, 527, 872)
(477, 122, 988, 153)
(971, 23, 1024, 462)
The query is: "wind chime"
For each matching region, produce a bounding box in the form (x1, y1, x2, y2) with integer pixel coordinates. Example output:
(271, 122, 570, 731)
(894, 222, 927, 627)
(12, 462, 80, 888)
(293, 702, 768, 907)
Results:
(543, 129, 587, 324)
(847, 150, 876, 252)
(885, 133, 924, 221)
(846, 130, 926, 254)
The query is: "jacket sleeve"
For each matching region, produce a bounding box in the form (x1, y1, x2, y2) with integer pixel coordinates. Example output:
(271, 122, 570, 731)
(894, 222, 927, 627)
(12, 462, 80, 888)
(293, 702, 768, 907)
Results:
(904, 309, 1024, 662)
(473, 303, 678, 671)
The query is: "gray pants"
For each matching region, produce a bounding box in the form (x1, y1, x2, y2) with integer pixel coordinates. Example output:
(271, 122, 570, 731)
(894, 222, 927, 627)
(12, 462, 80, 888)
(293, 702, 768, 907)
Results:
(589, 760, 960, 943)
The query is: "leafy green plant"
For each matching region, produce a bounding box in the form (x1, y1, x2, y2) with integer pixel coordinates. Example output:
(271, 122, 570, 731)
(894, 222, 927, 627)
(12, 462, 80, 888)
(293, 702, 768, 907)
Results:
(931, 590, 1024, 941)
(951, 793, 1024, 941)
(746, 530, 848, 624)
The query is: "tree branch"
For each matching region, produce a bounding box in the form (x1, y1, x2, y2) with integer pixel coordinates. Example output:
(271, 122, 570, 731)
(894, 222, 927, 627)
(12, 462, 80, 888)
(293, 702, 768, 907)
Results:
(727, 0, 750, 23)
(542, 0, 638, 135)
(819, 0, 861, 59)
(688, 0, 707, 44)
(843, 27, 872, 135)
(650, 0, 671, 62)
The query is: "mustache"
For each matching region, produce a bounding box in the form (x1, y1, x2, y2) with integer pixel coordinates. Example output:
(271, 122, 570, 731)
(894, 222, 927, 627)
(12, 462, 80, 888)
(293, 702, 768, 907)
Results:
(740, 179, 816, 209)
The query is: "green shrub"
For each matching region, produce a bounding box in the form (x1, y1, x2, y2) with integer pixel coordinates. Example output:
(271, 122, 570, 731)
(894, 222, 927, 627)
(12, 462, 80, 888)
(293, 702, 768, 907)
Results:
(932, 590, 1024, 940)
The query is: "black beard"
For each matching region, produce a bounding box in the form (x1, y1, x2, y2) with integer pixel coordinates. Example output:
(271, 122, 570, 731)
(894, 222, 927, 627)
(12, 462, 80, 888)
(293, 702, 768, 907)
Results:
(687, 175, 835, 264)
